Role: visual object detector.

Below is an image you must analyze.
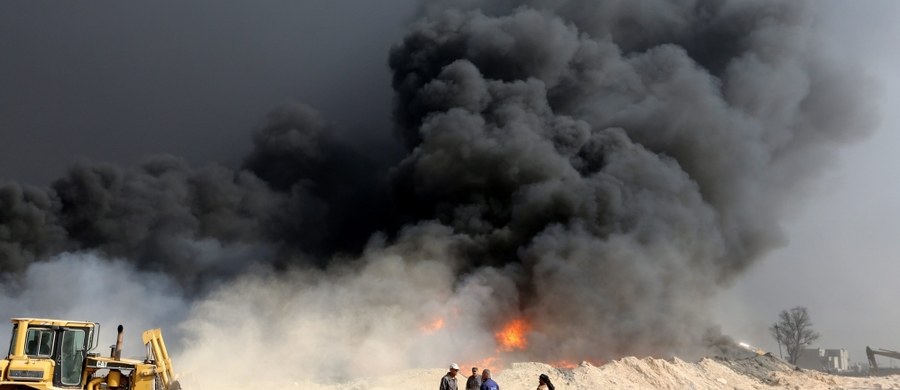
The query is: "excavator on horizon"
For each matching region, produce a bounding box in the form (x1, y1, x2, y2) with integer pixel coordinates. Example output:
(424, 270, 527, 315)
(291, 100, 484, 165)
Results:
(866, 346, 900, 375)
(0, 318, 180, 390)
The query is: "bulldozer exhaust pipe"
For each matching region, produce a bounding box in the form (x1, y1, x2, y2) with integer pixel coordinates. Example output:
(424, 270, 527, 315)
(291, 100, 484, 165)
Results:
(112, 324, 124, 360)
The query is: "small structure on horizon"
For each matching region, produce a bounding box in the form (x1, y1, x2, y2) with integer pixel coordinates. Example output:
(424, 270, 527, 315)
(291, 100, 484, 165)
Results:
(796, 348, 850, 372)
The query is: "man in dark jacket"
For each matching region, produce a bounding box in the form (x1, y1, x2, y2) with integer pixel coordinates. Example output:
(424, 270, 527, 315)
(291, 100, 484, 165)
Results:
(440, 363, 460, 390)
(480, 369, 499, 390)
(466, 367, 482, 390)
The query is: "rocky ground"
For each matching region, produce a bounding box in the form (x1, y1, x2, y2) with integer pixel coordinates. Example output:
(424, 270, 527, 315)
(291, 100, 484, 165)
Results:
(177, 354, 900, 389)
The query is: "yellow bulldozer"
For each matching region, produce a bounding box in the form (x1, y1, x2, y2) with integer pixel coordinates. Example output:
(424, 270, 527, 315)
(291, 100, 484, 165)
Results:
(0, 318, 179, 390)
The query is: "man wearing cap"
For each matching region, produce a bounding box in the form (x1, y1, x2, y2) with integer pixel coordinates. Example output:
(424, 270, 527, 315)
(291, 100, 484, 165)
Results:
(466, 367, 482, 390)
(440, 363, 460, 390)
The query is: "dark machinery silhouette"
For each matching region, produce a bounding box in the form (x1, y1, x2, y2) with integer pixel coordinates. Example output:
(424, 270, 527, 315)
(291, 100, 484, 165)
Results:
(866, 346, 900, 374)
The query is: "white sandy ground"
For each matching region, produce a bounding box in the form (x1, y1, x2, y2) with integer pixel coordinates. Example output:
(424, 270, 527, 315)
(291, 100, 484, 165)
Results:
(174, 355, 900, 389)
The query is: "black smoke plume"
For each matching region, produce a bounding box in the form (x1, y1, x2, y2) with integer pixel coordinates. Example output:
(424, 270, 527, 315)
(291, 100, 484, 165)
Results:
(384, 0, 874, 360)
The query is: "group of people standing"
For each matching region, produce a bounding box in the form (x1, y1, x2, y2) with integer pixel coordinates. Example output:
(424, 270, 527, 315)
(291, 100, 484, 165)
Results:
(439, 363, 556, 390)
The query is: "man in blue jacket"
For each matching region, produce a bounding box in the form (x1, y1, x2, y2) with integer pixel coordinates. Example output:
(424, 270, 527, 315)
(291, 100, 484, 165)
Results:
(480, 369, 499, 390)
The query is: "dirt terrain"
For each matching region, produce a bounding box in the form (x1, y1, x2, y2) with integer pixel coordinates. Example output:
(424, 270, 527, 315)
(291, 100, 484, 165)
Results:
(177, 354, 900, 389)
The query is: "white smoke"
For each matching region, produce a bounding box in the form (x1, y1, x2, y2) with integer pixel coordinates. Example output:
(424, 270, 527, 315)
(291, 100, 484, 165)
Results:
(0, 252, 188, 356)
(0, 225, 518, 386)
(174, 223, 520, 385)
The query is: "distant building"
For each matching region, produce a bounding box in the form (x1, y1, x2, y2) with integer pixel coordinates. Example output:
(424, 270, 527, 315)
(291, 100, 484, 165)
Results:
(796, 348, 850, 372)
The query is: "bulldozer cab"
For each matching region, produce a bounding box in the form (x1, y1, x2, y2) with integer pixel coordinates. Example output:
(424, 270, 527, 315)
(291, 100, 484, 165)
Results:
(1, 318, 179, 390)
(1, 318, 98, 388)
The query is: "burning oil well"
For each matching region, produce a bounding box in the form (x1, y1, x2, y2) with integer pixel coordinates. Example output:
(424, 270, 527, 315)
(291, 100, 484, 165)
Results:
(0, 0, 876, 384)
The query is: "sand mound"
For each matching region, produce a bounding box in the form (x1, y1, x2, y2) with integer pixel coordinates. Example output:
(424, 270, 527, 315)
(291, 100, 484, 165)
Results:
(176, 355, 900, 389)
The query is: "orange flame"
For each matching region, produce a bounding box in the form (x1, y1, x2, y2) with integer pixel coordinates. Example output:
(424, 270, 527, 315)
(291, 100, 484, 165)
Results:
(420, 317, 445, 334)
(495, 318, 530, 351)
(466, 355, 501, 373)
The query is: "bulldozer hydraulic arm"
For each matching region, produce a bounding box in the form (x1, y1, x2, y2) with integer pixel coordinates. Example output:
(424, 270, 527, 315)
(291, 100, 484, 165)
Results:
(142, 328, 176, 389)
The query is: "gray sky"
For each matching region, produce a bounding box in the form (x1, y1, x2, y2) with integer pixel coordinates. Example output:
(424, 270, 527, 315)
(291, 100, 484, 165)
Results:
(0, 0, 416, 184)
(714, 0, 900, 365)
(2, 0, 899, 368)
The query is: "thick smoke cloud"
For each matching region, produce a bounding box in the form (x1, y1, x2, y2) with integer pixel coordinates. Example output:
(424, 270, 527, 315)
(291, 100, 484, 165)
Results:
(0, 182, 67, 273)
(242, 102, 396, 260)
(1, 101, 393, 289)
(1, 157, 281, 291)
(0, 0, 877, 384)
(387, 0, 875, 360)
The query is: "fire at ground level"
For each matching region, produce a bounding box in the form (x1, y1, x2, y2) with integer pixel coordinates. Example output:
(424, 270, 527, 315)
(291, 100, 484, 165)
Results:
(170, 315, 900, 389)
(173, 354, 900, 389)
